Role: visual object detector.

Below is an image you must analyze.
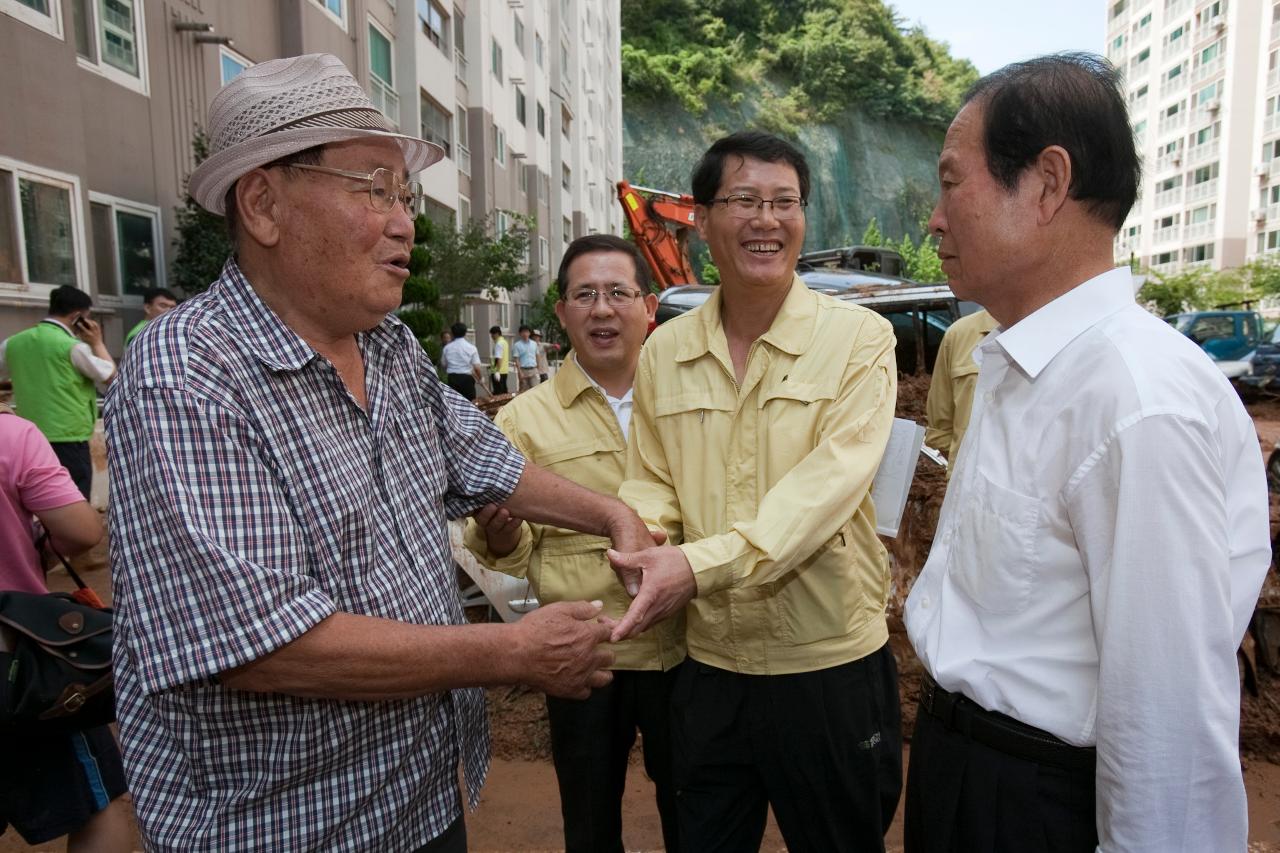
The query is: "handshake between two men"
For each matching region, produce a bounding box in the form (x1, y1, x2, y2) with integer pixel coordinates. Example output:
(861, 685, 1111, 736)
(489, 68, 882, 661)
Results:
(471, 492, 696, 699)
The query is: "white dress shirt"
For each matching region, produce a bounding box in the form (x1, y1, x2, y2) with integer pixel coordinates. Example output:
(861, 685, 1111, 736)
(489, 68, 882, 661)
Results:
(905, 268, 1270, 852)
(0, 318, 116, 388)
(578, 359, 633, 439)
(440, 337, 481, 374)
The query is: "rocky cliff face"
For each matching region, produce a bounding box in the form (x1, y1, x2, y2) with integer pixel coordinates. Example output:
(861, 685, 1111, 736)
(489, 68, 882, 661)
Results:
(622, 95, 945, 253)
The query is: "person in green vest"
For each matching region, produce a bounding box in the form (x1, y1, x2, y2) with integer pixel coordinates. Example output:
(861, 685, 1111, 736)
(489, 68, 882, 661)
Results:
(125, 287, 179, 347)
(0, 285, 116, 498)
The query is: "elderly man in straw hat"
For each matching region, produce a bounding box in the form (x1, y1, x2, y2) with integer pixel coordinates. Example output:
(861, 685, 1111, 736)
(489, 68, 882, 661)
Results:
(105, 54, 656, 852)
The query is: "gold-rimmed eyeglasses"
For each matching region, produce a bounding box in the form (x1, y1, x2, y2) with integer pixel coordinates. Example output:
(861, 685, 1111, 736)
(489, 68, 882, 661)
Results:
(711, 193, 807, 220)
(564, 287, 646, 309)
(280, 163, 424, 217)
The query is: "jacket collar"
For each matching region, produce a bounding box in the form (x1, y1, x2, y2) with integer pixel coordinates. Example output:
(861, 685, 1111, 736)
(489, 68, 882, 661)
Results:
(554, 352, 602, 407)
(674, 274, 816, 364)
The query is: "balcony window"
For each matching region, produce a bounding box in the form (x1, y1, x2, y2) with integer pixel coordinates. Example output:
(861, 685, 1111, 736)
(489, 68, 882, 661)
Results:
(513, 13, 524, 53)
(68, 0, 148, 94)
(368, 22, 399, 126)
(537, 102, 546, 137)
(219, 46, 251, 85)
(491, 37, 503, 83)
(535, 33, 545, 68)
(417, 0, 447, 50)
(420, 92, 452, 158)
(309, 0, 346, 29)
(2, 0, 63, 39)
(89, 193, 161, 297)
(0, 160, 85, 290)
(562, 163, 571, 190)
(516, 89, 526, 126)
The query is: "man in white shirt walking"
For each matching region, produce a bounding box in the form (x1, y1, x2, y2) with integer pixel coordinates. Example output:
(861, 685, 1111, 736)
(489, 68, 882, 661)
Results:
(904, 53, 1271, 853)
(441, 322, 485, 401)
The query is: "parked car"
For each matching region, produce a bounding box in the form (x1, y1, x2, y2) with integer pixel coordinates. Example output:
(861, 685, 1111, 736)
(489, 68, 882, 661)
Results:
(654, 270, 965, 374)
(1165, 310, 1265, 362)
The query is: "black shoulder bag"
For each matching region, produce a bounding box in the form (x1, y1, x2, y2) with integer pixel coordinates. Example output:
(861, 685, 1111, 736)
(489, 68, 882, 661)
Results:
(0, 543, 115, 734)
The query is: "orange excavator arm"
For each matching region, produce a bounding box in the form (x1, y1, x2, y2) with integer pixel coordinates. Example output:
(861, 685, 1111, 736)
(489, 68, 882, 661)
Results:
(616, 180, 700, 290)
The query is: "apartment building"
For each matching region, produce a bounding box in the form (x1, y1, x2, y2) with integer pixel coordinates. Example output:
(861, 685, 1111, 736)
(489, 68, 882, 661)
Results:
(1109, 0, 1263, 275)
(0, 0, 622, 355)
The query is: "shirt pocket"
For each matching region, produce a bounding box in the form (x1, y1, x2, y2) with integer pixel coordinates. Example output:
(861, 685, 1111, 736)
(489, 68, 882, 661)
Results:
(535, 533, 617, 606)
(949, 472, 1041, 614)
(776, 519, 886, 645)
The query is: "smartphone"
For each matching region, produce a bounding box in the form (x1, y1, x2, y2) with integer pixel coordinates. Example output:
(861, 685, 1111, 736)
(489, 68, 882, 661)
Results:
(73, 315, 90, 332)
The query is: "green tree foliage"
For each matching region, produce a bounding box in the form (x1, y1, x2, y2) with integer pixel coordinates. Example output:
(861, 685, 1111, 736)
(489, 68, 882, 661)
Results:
(1137, 256, 1280, 316)
(620, 0, 978, 130)
(171, 128, 233, 295)
(399, 212, 534, 355)
(858, 217, 944, 282)
(529, 283, 569, 353)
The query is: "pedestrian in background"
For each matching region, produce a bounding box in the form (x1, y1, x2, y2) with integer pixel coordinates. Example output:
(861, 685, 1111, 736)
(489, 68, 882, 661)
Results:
(124, 287, 179, 347)
(512, 324, 541, 392)
(0, 286, 116, 499)
(490, 324, 511, 394)
(532, 329, 552, 382)
(0, 404, 132, 852)
(441, 322, 484, 400)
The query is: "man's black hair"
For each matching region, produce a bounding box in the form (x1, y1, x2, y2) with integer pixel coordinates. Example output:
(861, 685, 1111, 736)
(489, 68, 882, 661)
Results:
(490, 325, 502, 335)
(555, 233, 652, 298)
(223, 145, 326, 246)
(690, 131, 811, 206)
(49, 285, 92, 317)
(962, 52, 1139, 230)
(518, 324, 532, 333)
(142, 287, 178, 304)
(450, 322, 467, 339)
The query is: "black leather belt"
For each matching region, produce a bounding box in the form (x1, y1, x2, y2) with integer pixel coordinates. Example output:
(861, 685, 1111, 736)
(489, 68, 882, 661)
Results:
(918, 673, 1096, 772)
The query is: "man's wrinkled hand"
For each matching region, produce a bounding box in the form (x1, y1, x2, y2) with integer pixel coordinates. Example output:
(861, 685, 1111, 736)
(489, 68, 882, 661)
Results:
(472, 503, 523, 558)
(606, 545, 696, 642)
(513, 600, 615, 699)
(605, 506, 665, 595)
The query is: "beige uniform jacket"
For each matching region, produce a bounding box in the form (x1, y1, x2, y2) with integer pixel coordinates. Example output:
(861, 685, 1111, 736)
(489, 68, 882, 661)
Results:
(619, 277, 897, 675)
(923, 309, 996, 473)
(463, 355, 685, 671)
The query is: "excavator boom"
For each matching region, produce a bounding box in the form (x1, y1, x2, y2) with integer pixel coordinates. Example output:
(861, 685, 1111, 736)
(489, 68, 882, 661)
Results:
(616, 180, 700, 290)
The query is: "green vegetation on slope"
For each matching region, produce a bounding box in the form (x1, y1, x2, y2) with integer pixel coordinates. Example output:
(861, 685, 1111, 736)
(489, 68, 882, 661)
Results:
(621, 0, 979, 133)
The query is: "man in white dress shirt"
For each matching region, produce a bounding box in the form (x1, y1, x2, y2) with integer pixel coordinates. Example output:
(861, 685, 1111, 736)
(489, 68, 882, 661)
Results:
(904, 53, 1271, 853)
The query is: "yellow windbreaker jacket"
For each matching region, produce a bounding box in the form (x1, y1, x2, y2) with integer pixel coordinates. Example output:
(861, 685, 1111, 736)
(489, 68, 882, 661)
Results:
(463, 355, 685, 671)
(619, 278, 896, 675)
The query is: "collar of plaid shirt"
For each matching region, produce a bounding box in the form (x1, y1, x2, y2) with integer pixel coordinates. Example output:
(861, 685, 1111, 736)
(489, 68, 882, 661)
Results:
(106, 259, 525, 849)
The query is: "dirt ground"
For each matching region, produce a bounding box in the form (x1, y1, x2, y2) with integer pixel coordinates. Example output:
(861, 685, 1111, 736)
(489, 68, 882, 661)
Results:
(4, 384, 1280, 851)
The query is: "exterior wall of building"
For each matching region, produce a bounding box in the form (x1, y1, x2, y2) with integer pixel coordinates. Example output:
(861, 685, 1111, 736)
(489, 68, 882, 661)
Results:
(1112, 0, 1265, 275)
(0, 0, 623, 360)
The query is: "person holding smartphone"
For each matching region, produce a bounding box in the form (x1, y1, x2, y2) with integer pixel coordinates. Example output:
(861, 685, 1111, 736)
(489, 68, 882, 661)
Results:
(0, 285, 116, 498)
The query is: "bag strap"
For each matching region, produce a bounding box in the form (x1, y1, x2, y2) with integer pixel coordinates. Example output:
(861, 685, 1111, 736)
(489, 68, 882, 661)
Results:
(35, 533, 106, 609)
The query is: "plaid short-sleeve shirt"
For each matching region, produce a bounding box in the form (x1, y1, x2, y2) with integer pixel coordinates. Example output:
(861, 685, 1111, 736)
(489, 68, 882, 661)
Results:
(106, 260, 524, 851)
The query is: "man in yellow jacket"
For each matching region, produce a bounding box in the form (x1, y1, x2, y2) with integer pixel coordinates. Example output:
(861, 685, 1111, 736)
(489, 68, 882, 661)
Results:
(609, 131, 902, 852)
(924, 308, 996, 475)
(465, 234, 684, 853)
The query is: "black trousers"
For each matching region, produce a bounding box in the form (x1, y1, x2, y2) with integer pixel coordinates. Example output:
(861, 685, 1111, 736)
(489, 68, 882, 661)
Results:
(546, 666, 682, 853)
(491, 373, 509, 394)
(446, 373, 477, 401)
(672, 645, 902, 853)
(411, 817, 466, 852)
(905, 704, 1097, 853)
(50, 441, 92, 500)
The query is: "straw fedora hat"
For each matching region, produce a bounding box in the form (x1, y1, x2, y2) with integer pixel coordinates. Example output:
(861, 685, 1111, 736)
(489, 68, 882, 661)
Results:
(188, 53, 443, 215)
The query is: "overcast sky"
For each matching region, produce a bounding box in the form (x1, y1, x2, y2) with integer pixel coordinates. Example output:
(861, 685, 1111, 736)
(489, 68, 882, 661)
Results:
(888, 0, 1107, 75)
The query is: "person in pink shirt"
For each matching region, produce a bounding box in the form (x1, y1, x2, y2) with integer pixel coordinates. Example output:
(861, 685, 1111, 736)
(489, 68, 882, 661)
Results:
(0, 405, 132, 851)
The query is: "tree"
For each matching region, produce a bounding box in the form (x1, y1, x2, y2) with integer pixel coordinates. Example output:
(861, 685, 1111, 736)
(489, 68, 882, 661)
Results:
(398, 211, 534, 355)
(171, 128, 233, 295)
(858, 216, 943, 282)
(529, 283, 569, 352)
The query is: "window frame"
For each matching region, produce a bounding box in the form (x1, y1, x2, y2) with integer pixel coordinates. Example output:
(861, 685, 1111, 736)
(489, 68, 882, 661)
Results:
(419, 90, 453, 158)
(417, 0, 447, 51)
(2, 0, 63, 38)
(219, 45, 252, 86)
(309, 0, 348, 31)
(0, 156, 89, 298)
(86, 190, 165, 305)
(73, 0, 151, 96)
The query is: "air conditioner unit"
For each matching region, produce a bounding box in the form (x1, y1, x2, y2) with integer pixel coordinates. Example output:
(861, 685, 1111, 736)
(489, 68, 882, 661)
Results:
(1213, 19, 1225, 33)
(1172, 154, 1182, 166)
(1256, 164, 1271, 178)
(1205, 99, 1221, 113)
(1254, 208, 1268, 223)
